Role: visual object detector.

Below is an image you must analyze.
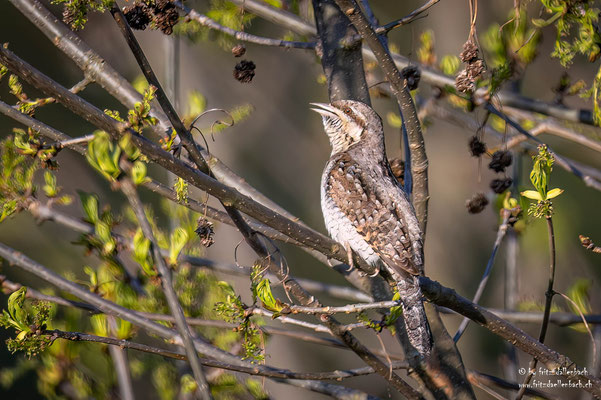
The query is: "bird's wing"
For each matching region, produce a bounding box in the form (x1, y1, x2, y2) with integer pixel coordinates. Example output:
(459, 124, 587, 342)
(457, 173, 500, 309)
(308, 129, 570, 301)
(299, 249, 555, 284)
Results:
(325, 153, 420, 276)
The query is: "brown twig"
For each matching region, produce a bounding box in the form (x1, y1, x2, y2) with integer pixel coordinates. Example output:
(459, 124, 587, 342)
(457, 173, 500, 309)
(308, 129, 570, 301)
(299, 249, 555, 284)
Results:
(375, 0, 440, 34)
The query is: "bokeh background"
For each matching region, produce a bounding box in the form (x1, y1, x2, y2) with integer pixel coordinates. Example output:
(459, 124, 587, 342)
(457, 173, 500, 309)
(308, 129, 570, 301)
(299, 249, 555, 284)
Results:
(0, 0, 600, 398)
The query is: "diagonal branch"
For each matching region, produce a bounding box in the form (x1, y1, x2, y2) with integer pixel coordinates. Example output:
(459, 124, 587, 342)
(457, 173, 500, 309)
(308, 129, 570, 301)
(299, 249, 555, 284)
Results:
(419, 276, 601, 398)
(0, 44, 378, 276)
(375, 0, 440, 34)
(118, 176, 212, 399)
(174, 1, 315, 49)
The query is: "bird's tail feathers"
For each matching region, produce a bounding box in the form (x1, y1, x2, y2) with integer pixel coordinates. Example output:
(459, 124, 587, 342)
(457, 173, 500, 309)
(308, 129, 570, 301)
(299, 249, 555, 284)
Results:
(397, 276, 433, 358)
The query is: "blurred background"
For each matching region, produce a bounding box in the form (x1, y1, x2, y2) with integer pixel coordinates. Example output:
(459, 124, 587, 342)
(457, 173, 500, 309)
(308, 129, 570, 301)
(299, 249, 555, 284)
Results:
(0, 0, 600, 398)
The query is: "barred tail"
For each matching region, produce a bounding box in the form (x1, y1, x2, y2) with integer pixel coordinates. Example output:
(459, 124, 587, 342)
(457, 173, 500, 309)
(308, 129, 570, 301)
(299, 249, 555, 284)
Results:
(397, 275, 433, 358)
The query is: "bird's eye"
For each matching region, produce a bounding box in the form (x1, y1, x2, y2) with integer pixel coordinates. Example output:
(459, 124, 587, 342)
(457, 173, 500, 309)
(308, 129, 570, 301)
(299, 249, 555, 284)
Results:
(343, 107, 352, 115)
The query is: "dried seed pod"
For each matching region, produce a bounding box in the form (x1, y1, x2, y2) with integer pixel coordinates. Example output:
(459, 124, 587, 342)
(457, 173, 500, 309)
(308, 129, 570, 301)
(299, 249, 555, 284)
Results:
(152, 0, 179, 35)
(468, 135, 486, 157)
(231, 44, 246, 57)
(466, 193, 489, 214)
(490, 177, 512, 194)
(233, 60, 256, 83)
(401, 65, 421, 91)
(488, 150, 512, 173)
(195, 218, 215, 247)
(124, 3, 152, 30)
(460, 40, 479, 63)
(455, 69, 473, 93)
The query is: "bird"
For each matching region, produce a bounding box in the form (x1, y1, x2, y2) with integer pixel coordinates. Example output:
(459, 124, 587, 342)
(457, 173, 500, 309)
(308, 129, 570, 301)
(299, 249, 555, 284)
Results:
(311, 99, 433, 358)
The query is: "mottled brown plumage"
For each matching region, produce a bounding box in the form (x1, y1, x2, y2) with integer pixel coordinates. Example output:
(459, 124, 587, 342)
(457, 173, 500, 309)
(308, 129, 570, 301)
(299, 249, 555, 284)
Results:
(312, 100, 432, 357)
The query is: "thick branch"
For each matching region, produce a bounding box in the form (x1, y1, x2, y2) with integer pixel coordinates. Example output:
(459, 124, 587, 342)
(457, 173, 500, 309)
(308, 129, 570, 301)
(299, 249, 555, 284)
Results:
(419, 277, 601, 398)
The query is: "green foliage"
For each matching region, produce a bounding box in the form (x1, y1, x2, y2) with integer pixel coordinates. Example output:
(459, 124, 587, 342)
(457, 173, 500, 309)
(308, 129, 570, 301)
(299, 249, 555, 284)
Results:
(536, 0, 601, 66)
(0, 288, 54, 358)
(483, 11, 540, 68)
(77, 191, 118, 256)
(255, 278, 284, 314)
(183, 90, 207, 126)
(133, 228, 156, 276)
(417, 30, 436, 66)
(168, 227, 189, 266)
(174, 177, 189, 204)
(521, 145, 563, 218)
(566, 279, 592, 333)
(440, 54, 460, 76)
(131, 160, 150, 185)
(128, 86, 158, 133)
(214, 281, 265, 362)
(86, 131, 122, 181)
(176, 0, 255, 48)
(42, 171, 59, 198)
(51, 0, 114, 30)
(0, 137, 38, 222)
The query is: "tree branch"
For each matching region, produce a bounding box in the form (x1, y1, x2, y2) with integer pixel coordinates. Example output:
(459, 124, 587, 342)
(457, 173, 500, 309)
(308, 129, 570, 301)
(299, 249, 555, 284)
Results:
(118, 176, 212, 398)
(375, 0, 440, 34)
(419, 276, 601, 398)
(228, 0, 597, 126)
(174, 1, 315, 49)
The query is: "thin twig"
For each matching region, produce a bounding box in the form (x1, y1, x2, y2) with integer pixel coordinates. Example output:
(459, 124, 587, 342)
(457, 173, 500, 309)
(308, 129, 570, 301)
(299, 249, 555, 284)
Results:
(44, 329, 405, 381)
(285, 300, 398, 315)
(515, 216, 556, 400)
(119, 176, 212, 399)
(555, 291, 597, 364)
(454, 211, 511, 342)
(375, 0, 440, 34)
(174, 1, 315, 49)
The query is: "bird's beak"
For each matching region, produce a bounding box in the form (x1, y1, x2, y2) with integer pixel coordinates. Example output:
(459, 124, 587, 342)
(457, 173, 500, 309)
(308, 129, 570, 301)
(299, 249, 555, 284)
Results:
(310, 102, 339, 118)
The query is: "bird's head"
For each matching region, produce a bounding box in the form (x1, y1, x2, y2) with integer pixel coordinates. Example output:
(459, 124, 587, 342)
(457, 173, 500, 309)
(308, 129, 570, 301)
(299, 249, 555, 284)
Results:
(310, 100, 383, 154)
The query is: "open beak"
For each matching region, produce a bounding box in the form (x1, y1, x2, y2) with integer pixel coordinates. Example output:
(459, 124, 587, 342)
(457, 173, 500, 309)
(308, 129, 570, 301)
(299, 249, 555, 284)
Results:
(309, 102, 339, 118)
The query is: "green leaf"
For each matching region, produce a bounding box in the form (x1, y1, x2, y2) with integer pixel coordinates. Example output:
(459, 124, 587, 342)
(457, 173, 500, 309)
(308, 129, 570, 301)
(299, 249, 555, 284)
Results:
(0, 200, 17, 223)
(440, 54, 460, 75)
(86, 131, 121, 181)
(95, 221, 116, 255)
(186, 91, 206, 120)
(133, 228, 155, 276)
(546, 188, 563, 199)
(42, 171, 58, 198)
(169, 227, 189, 265)
(90, 314, 108, 337)
(131, 161, 150, 185)
(256, 279, 283, 313)
(567, 279, 591, 315)
(520, 190, 542, 201)
(386, 112, 403, 129)
(174, 177, 188, 204)
(78, 191, 99, 224)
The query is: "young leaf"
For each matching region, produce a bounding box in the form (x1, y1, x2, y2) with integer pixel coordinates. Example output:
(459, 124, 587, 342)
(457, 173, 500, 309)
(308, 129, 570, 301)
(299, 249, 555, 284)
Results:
(78, 191, 99, 224)
(520, 190, 542, 201)
(256, 279, 283, 313)
(169, 227, 189, 265)
(131, 161, 150, 185)
(43, 171, 59, 198)
(546, 188, 564, 199)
